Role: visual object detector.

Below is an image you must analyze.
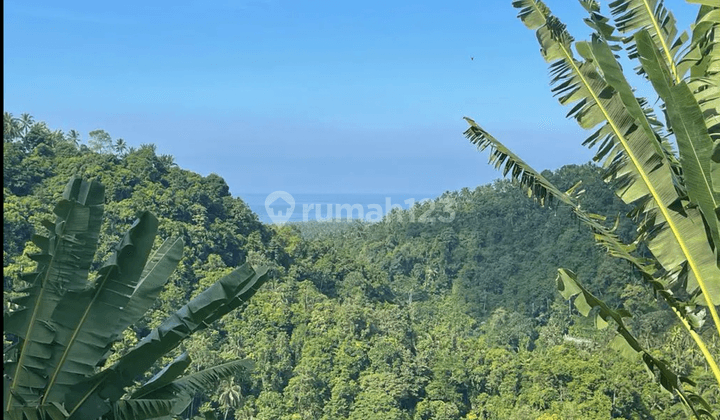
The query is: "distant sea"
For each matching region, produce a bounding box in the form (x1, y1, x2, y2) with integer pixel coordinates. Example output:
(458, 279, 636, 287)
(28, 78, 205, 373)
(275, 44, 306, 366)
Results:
(241, 193, 439, 224)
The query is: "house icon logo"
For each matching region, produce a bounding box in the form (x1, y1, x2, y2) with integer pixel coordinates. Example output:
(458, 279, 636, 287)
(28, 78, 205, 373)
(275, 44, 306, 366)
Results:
(265, 191, 295, 224)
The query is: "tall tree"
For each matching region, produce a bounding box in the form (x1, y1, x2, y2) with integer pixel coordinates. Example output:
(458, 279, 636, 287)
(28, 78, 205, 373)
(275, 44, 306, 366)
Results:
(18, 113, 34, 135)
(114, 138, 128, 155)
(67, 129, 81, 146)
(88, 129, 113, 153)
(3, 112, 21, 140)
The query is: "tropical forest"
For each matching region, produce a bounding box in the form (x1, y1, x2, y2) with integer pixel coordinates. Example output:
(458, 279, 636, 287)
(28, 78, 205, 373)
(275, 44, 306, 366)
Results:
(3, 0, 719, 419)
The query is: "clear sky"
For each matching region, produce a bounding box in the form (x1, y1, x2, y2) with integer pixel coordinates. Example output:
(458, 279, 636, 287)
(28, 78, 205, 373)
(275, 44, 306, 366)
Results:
(3, 1, 699, 195)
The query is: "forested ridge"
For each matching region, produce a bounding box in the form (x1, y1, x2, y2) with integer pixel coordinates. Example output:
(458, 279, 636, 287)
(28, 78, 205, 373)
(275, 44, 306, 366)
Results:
(4, 115, 719, 419)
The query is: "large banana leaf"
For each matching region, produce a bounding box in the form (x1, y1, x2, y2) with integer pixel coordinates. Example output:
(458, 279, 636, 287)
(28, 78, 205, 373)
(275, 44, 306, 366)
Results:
(117, 237, 185, 331)
(4, 177, 105, 409)
(463, 119, 720, 412)
(636, 28, 720, 261)
(4, 402, 70, 420)
(609, 1, 720, 256)
(681, 4, 720, 233)
(463, 0, 720, 406)
(90, 237, 186, 372)
(511, 0, 720, 327)
(679, 6, 720, 96)
(4, 176, 267, 420)
(675, 6, 720, 218)
(586, 31, 720, 316)
(40, 211, 159, 403)
(65, 263, 269, 420)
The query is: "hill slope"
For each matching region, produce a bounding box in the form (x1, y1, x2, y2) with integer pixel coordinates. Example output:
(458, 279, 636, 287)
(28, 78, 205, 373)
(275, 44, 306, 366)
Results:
(4, 115, 715, 419)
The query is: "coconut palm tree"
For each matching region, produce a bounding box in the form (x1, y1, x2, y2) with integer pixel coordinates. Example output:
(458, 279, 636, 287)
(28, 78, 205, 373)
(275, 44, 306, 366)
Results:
(18, 113, 34, 135)
(4, 112, 22, 140)
(463, 0, 719, 417)
(67, 129, 81, 146)
(114, 138, 128, 156)
(218, 379, 243, 420)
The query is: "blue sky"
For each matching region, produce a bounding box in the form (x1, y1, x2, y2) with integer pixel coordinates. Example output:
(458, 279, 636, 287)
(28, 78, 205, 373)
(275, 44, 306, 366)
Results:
(3, 1, 699, 195)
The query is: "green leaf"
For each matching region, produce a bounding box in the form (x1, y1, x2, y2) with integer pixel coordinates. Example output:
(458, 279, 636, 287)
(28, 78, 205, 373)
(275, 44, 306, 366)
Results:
(609, 0, 687, 81)
(680, 7, 719, 155)
(555, 268, 706, 412)
(111, 399, 176, 420)
(41, 211, 160, 403)
(637, 29, 720, 256)
(131, 352, 192, 399)
(148, 359, 254, 400)
(596, 312, 610, 329)
(610, 334, 638, 359)
(514, 1, 720, 320)
(4, 403, 69, 420)
(4, 177, 105, 409)
(65, 263, 269, 419)
(512, 0, 551, 29)
(685, 1, 720, 7)
(116, 236, 184, 331)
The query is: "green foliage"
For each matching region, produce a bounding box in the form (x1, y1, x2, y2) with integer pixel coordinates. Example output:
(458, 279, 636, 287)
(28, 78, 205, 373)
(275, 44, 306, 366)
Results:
(464, 0, 720, 417)
(88, 129, 113, 154)
(6, 114, 718, 418)
(3, 176, 268, 420)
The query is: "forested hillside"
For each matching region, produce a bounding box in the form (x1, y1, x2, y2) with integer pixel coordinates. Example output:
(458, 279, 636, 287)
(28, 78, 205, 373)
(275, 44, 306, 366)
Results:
(4, 115, 718, 419)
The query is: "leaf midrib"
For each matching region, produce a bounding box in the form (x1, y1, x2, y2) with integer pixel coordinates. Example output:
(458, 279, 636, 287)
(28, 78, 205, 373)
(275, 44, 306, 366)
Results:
(673, 87, 719, 211)
(558, 40, 719, 333)
(40, 268, 116, 405)
(639, 0, 680, 83)
(7, 202, 75, 412)
(467, 124, 720, 385)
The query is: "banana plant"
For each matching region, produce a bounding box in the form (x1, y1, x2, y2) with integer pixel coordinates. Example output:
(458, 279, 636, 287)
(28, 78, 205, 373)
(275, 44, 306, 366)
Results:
(3, 176, 269, 420)
(464, 0, 719, 417)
